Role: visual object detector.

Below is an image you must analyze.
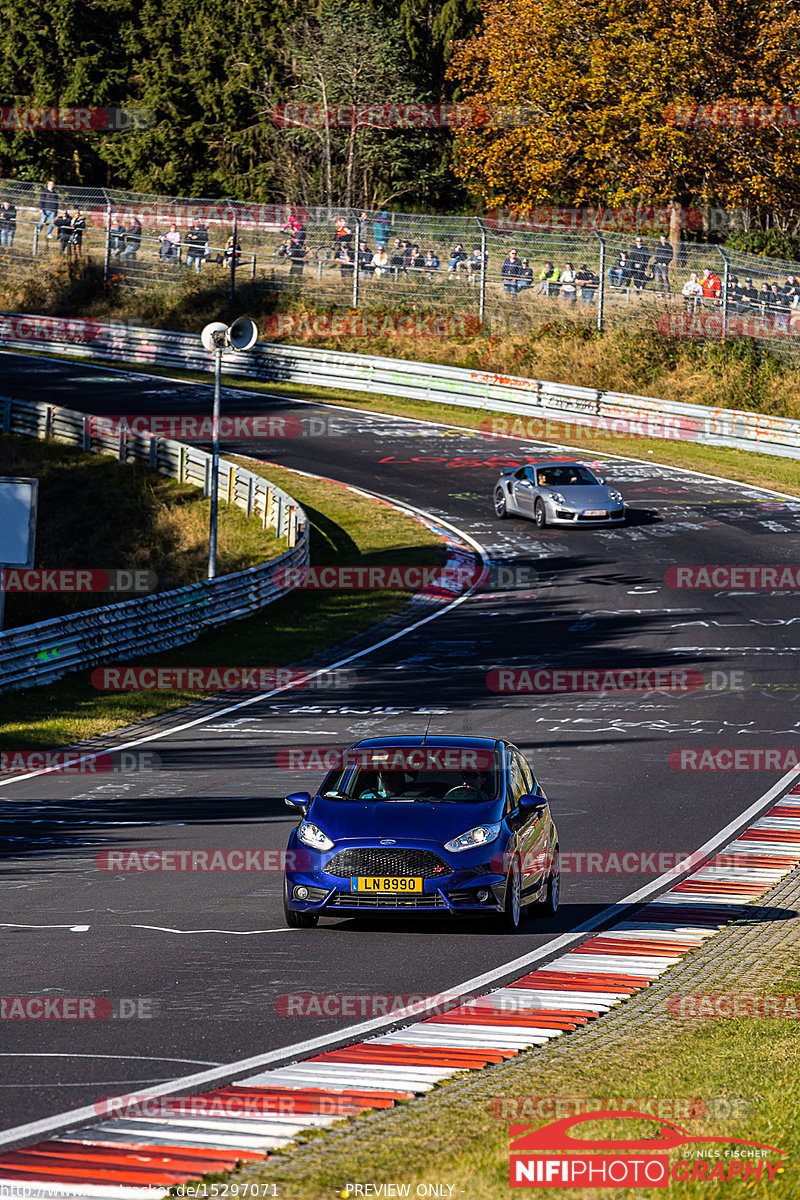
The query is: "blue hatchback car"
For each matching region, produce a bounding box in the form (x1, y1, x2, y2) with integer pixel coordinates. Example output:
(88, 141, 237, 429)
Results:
(282, 735, 560, 933)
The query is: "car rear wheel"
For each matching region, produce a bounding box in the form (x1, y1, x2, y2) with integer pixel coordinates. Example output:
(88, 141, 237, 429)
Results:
(283, 881, 319, 928)
(501, 857, 524, 933)
(534, 499, 547, 528)
(494, 487, 508, 518)
(531, 846, 560, 918)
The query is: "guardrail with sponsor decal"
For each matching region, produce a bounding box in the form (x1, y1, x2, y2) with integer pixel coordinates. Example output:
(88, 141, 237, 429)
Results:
(0, 391, 308, 692)
(2, 312, 800, 459)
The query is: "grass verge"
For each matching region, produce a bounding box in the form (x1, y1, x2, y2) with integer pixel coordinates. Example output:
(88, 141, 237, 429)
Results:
(0, 460, 446, 750)
(0, 433, 284, 629)
(182, 965, 800, 1200)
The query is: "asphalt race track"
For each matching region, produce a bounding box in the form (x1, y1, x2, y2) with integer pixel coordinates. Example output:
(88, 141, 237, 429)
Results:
(1, 350, 799, 1135)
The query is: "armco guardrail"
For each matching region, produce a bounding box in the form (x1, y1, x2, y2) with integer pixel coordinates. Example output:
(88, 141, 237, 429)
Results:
(2, 312, 800, 460)
(0, 393, 308, 692)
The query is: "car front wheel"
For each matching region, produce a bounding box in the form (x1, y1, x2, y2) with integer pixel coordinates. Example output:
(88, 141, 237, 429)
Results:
(284, 880, 319, 928)
(501, 857, 524, 933)
(531, 846, 560, 918)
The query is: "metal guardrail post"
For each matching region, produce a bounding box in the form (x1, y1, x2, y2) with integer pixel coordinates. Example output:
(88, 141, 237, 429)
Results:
(102, 189, 112, 283)
(719, 247, 730, 340)
(594, 231, 605, 332)
(352, 219, 360, 308)
(477, 218, 487, 325)
(229, 218, 238, 303)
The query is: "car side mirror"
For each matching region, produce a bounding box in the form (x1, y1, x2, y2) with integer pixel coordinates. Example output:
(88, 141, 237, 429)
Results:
(285, 791, 311, 814)
(519, 793, 548, 816)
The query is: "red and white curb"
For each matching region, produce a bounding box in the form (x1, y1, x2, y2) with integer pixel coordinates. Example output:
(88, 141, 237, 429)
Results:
(1, 789, 799, 1196)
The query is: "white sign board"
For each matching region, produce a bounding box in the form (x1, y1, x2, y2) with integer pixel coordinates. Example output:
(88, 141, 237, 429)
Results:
(0, 477, 38, 567)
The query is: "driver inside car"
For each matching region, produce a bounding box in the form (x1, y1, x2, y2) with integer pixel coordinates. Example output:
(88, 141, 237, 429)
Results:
(358, 769, 418, 800)
(443, 770, 492, 801)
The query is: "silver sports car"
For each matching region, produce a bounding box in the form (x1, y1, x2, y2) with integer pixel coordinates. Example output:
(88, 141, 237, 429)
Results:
(493, 461, 626, 527)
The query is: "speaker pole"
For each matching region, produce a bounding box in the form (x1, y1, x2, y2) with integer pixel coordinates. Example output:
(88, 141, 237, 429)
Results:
(208, 344, 222, 579)
(229, 218, 238, 303)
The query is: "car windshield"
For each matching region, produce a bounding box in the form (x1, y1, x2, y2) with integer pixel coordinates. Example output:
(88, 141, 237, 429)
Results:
(318, 747, 501, 803)
(533, 465, 599, 487)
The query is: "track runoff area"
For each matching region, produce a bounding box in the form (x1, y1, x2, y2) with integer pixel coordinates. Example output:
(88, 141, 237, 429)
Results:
(0, 350, 799, 1192)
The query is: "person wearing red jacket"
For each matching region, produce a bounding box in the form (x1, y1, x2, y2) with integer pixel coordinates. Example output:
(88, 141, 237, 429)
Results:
(701, 268, 721, 302)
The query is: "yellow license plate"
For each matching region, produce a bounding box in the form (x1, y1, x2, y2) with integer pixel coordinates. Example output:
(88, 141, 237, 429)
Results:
(352, 876, 423, 892)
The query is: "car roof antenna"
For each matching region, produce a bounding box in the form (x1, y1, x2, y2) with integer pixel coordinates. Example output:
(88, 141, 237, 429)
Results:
(421, 714, 433, 744)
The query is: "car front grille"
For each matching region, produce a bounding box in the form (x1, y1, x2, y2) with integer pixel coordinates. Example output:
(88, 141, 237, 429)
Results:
(325, 847, 451, 879)
(330, 891, 447, 908)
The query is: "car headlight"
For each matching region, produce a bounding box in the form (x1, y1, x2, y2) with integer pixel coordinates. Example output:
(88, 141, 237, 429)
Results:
(444, 822, 502, 852)
(297, 821, 334, 852)
(608, 490, 623, 502)
(548, 491, 566, 504)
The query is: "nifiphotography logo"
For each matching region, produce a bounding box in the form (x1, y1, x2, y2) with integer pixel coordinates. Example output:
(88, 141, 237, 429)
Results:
(509, 1111, 787, 1188)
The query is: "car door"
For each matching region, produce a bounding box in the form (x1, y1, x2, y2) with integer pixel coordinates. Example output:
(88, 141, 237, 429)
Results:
(504, 748, 530, 889)
(512, 749, 548, 900)
(510, 466, 536, 515)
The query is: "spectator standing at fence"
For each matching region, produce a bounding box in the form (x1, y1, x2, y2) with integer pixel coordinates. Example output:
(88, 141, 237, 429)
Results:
(560, 261, 577, 305)
(224, 234, 241, 268)
(424, 249, 440, 279)
(769, 282, 790, 330)
(373, 210, 389, 248)
(159, 223, 181, 260)
(289, 237, 308, 278)
(652, 234, 673, 298)
(0, 200, 16, 249)
(122, 215, 142, 261)
(409, 244, 425, 272)
(390, 238, 405, 273)
(537, 260, 560, 296)
(628, 236, 649, 291)
(55, 210, 72, 254)
(283, 212, 306, 246)
(682, 271, 703, 312)
(37, 179, 58, 238)
(448, 242, 468, 274)
(516, 258, 533, 292)
(757, 280, 771, 312)
(701, 267, 721, 303)
(334, 216, 353, 251)
(110, 215, 126, 258)
(371, 244, 389, 278)
(359, 241, 373, 276)
(501, 247, 523, 295)
(726, 275, 744, 314)
(575, 263, 596, 305)
(740, 277, 759, 311)
(336, 243, 354, 279)
(185, 219, 208, 273)
(608, 250, 631, 289)
(69, 210, 86, 259)
(783, 275, 800, 309)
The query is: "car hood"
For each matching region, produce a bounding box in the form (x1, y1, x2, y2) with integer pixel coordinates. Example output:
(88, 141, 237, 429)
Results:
(309, 796, 502, 844)
(549, 485, 616, 506)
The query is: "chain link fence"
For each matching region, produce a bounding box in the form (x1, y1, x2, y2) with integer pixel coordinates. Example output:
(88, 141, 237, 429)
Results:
(2, 176, 800, 358)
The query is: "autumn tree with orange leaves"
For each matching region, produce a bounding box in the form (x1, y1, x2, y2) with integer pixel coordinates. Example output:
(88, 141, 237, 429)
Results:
(449, 0, 800, 224)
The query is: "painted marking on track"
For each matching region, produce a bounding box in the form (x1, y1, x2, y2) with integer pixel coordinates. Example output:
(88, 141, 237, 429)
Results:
(129, 925, 294, 936)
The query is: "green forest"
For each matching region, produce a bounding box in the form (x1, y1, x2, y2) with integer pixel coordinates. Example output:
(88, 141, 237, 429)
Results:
(0, 0, 481, 208)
